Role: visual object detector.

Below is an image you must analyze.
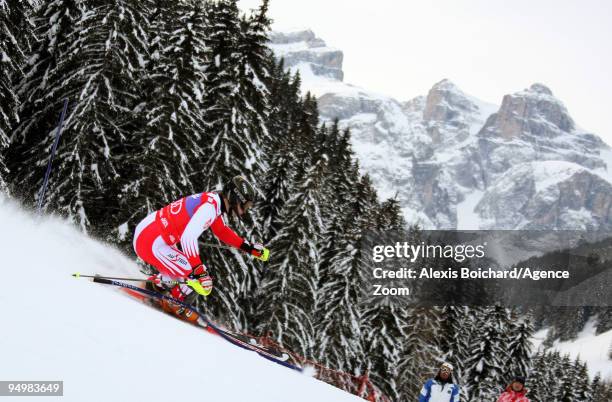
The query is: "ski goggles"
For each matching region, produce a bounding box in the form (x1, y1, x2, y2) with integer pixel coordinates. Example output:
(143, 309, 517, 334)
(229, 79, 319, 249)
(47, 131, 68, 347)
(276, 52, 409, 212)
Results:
(440, 365, 453, 373)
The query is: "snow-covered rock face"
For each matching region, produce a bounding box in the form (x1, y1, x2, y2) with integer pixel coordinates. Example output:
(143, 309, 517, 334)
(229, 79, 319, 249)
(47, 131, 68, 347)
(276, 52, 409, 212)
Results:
(269, 30, 612, 230)
(483, 83, 575, 141)
(268, 30, 344, 81)
(477, 162, 612, 230)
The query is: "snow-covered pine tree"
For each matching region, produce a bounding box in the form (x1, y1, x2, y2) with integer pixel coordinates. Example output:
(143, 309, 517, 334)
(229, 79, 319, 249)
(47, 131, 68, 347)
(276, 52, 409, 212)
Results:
(8, 0, 81, 198)
(463, 306, 508, 400)
(315, 207, 366, 373)
(596, 380, 612, 402)
(527, 351, 550, 402)
(114, 0, 210, 242)
(10, 0, 151, 235)
(361, 302, 406, 401)
(525, 352, 540, 401)
(398, 307, 442, 400)
(591, 373, 612, 402)
(527, 350, 592, 401)
(260, 62, 301, 240)
(260, 131, 294, 239)
(360, 190, 413, 401)
(319, 123, 357, 220)
(291, 91, 320, 169)
(554, 307, 591, 341)
(504, 315, 534, 381)
(315, 125, 370, 373)
(558, 354, 577, 402)
(254, 157, 326, 357)
(0, 0, 35, 192)
(595, 307, 612, 334)
(591, 373, 602, 401)
(237, 0, 272, 141)
(573, 359, 593, 401)
(439, 305, 472, 383)
(200, 0, 270, 191)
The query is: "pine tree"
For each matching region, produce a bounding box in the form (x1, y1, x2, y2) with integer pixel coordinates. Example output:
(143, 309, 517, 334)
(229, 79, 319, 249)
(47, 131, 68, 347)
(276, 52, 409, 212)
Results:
(439, 305, 472, 382)
(260, 63, 301, 240)
(554, 307, 590, 341)
(8, 0, 80, 199)
(597, 381, 612, 402)
(360, 188, 412, 401)
(558, 354, 577, 402)
(463, 306, 508, 400)
(292, 92, 320, 170)
(316, 128, 368, 372)
(9, 0, 151, 235)
(527, 351, 548, 402)
(114, 0, 210, 242)
(573, 359, 592, 402)
(591, 373, 612, 402)
(254, 158, 326, 357)
(398, 307, 442, 400)
(316, 215, 366, 373)
(504, 315, 534, 380)
(361, 302, 407, 401)
(0, 0, 35, 192)
(260, 132, 295, 239)
(595, 307, 612, 334)
(200, 0, 270, 191)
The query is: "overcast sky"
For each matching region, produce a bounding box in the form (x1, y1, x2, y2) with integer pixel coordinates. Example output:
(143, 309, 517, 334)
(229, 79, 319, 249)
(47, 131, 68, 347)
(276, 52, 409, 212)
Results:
(238, 0, 612, 145)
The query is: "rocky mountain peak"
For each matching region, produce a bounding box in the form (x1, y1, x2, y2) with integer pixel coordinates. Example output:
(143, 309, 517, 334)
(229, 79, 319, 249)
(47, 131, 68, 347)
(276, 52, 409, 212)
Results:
(430, 78, 458, 91)
(528, 82, 553, 95)
(268, 29, 322, 46)
(481, 82, 575, 140)
(268, 30, 344, 81)
(423, 79, 479, 123)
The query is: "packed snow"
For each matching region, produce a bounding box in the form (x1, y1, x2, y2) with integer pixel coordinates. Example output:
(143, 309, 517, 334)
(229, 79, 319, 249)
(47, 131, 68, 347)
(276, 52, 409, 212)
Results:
(456, 189, 484, 230)
(533, 317, 612, 381)
(0, 198, 361, 402)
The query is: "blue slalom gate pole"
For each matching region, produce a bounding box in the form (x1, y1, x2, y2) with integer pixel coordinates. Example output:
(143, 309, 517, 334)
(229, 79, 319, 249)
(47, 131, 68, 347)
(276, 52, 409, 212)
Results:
(37, 99, 69, 214)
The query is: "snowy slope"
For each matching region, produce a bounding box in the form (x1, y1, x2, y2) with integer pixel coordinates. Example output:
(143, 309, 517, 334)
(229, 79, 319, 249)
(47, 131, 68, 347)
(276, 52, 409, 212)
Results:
(0, 198, 361, 402)
(533, 317, 612, 380)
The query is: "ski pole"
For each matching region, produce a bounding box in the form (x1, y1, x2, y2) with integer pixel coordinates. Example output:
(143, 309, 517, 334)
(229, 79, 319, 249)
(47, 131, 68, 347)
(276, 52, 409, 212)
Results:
(72, 273, 185, 285)
(72, 273, 152, 282)
(37, 98, 69, 214)
(72, 273, 207, 295)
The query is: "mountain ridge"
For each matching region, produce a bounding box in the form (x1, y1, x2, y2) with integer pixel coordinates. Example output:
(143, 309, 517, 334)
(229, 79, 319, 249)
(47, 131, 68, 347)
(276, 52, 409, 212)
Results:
(268, 29, 612, 231)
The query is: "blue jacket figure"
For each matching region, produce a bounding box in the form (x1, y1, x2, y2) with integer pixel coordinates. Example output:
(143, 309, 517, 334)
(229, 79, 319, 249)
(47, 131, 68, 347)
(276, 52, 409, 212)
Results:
(418, 362, 460, 402)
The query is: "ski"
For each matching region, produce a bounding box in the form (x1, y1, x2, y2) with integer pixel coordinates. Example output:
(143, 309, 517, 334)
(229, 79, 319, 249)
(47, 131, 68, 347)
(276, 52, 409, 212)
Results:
(91, 277, 298, 370)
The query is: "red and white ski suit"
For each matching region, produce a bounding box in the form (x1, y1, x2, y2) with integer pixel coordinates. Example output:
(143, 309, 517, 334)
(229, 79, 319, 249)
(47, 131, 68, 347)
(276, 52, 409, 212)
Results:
(497, 387, 530, 402)
(133, 192, 245, 278)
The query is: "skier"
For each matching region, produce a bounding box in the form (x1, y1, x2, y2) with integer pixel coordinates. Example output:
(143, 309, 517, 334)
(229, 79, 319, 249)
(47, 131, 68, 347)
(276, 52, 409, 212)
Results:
(418, 362, 460, 402)
(133, 175, 269, 302)
(496, 376, 530, 402)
